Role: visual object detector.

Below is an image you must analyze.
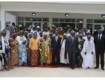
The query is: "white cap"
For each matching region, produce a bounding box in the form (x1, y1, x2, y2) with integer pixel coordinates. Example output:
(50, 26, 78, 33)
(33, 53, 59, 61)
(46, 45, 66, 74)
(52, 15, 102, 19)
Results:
(43, 32, 47, 35)
(37, 26, 40, 28)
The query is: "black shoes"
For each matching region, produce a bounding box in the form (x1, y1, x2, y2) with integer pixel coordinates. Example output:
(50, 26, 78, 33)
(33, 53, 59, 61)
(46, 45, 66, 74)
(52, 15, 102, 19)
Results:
(95, 67, 104, 70)
(94, 67, 99, 69)
(101, 68, 104, 70)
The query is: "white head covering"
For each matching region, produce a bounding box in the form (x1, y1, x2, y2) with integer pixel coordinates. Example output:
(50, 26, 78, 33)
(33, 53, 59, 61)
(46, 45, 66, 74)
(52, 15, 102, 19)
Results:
(43, 32, 47, 36)
(37, 26, 40, 28)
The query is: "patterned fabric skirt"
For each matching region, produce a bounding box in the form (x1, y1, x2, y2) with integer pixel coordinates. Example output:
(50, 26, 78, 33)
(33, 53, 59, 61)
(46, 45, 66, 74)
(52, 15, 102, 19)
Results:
(10, 47, 18, 66)
(46, 49, 52, 64)
(40, 51, 46, 65)
(30, 50, 39, 66)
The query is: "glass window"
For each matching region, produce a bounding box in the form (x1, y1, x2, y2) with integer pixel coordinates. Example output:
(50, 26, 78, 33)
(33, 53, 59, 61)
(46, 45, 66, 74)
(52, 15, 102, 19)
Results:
(77, 19, 83, 23)
(37, 18, 42, 21)
(65, 19, 71, 22)
(94, 19, 105, 23)
(71, 19, 75, 22)
(52, 18, 59, 22)
(33, 18, 37, 21)
(25, 17, 34, 21)
(87, 19, 93, 23)
(87, 24, 93, 29)
(94, 24, 101, 30)
(43, 18, 49, 22)
(18, 22, 24, 27)
(18, 17, 24, 21)
(60, 18, 65, 22)
(52, 23, 60, 27)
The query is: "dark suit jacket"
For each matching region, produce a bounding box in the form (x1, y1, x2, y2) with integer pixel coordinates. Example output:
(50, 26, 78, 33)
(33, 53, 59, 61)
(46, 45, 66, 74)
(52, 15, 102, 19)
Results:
(51, 36, 61, 51)
(65, 36, 78, 54)
(94, 34, 105, 52)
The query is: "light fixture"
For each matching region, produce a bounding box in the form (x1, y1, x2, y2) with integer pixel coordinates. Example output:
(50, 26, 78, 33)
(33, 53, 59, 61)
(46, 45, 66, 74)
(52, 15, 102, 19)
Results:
(101, 14, 105, 18)
(79, 21, 83, 23)
(32, 12, 36, 16)
(65, 13, 69, 17)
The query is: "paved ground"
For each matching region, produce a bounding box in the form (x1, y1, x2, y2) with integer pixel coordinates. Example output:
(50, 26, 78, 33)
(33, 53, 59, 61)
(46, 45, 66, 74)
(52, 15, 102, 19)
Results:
(0, 67, 105, 77)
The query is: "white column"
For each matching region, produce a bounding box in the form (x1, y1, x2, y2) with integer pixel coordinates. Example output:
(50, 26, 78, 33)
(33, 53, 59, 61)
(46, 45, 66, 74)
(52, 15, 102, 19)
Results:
(83, 18, 87, 28)
(49, 17, 52, 28)
(0, 8, 6, 31)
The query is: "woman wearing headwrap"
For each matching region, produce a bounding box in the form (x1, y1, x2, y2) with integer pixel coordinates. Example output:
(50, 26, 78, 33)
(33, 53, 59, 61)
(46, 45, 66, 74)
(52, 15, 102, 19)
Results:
(39, 32, 52, 65)
(39, 38, 47, 66)
(16, 30, 27, 66)
(9, 33, 18, 66)
(29, 32, 40, 66)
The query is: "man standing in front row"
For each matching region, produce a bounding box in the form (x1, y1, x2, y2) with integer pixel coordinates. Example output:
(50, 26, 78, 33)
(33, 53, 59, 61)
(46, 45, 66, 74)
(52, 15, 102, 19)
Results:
(81, 31, 95, 69)
(65, 30, 78, 69)
(51, 31, 61, 66)
(94, 29, 105, 70)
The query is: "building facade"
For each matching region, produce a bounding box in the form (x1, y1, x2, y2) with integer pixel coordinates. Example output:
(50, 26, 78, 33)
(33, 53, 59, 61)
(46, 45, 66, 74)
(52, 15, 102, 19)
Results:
(0, 2, 105, 32)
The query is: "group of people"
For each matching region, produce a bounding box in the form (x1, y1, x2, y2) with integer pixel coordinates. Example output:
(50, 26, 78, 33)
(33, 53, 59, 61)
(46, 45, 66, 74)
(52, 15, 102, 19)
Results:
(0, 24, 105, 71)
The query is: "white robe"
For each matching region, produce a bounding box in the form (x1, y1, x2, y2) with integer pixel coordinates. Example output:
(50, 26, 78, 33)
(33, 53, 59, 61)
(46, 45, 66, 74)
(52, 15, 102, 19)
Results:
(81, 37, 95, 68)
(1, 36, 9, 53)
(60, 39, 69, 64)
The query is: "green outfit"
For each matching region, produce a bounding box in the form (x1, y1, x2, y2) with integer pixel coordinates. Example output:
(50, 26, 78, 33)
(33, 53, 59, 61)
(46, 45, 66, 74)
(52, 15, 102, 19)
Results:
(40, 41, 47, 65)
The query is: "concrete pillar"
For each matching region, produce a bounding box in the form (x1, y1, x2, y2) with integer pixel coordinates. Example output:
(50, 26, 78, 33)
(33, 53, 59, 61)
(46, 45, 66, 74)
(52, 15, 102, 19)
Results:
(0, 8, 6, 31)
(83, 18, 87, 28)
(49, 17, 52, 28)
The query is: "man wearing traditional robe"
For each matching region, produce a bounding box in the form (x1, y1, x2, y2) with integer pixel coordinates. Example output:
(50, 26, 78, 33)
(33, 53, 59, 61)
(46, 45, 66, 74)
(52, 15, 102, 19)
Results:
(81, 32, 95, 69)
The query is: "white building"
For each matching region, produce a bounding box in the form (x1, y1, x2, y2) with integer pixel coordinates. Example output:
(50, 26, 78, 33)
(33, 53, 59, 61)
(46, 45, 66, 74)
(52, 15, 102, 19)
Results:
(1, 1, 105, 32)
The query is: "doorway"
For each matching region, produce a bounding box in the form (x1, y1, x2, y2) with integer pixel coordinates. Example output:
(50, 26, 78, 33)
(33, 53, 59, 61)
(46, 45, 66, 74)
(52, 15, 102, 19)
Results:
(60, 23, 75, 30)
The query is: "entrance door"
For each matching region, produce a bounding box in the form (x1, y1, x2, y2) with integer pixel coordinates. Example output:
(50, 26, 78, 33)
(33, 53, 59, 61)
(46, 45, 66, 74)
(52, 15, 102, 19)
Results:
(94, 24, 105, 31)
(94, 24, 101, 31)
(33, 22, 43, 31)
(60, 23, 75, 30)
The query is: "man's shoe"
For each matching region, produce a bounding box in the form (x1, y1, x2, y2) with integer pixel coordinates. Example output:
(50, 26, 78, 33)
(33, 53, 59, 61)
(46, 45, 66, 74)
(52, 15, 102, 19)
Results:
(94, 67, 99, 69)
(101, 68, 104, 70)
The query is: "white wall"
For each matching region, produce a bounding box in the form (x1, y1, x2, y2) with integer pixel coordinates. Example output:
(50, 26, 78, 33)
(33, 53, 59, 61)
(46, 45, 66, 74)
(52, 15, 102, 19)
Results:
(5, 12, 16, 25)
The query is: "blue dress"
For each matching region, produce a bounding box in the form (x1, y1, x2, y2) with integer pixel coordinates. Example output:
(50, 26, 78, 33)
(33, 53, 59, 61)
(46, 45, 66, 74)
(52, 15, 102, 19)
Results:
(17, 36, 27, 65)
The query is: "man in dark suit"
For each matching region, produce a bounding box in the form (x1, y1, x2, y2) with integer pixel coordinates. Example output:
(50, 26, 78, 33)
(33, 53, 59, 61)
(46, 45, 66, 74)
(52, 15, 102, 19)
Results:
(94, 29, 105, 70)
(65, 30, 78, 69)
(51, 31, 61, 66)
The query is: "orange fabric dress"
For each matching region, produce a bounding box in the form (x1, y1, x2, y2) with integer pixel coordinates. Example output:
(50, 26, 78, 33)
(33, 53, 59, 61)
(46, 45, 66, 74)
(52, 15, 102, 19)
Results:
(29, 38, 39, 66)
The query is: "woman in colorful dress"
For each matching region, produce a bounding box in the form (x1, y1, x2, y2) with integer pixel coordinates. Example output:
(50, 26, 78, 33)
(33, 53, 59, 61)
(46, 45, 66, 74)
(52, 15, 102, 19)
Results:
(16, 31, 27, 66)
(10, 33, 18, 66)
(39, 38, 47, 66)
(27, 33, 32, 66)
(43, 32, 51, 65)
(29, 33, 39, 66)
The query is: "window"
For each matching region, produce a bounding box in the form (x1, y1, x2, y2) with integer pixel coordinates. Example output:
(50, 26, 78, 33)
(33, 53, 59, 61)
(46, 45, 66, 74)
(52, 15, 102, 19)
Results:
(77, 19, 83, 23)
(87, 24, 93, 29)
(60, 18, 65, 22)
(53, 18, 59, 22)
(43, 18, 49, 22)
(94, 19, 105, 23)
(87, 19, 93, 23)
(18, 17, 24, 21)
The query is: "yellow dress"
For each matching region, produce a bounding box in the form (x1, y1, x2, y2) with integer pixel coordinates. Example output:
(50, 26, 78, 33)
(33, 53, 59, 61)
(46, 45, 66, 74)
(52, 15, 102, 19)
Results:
(45, 38, 52, 64)
(29, 38, 39, 66)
